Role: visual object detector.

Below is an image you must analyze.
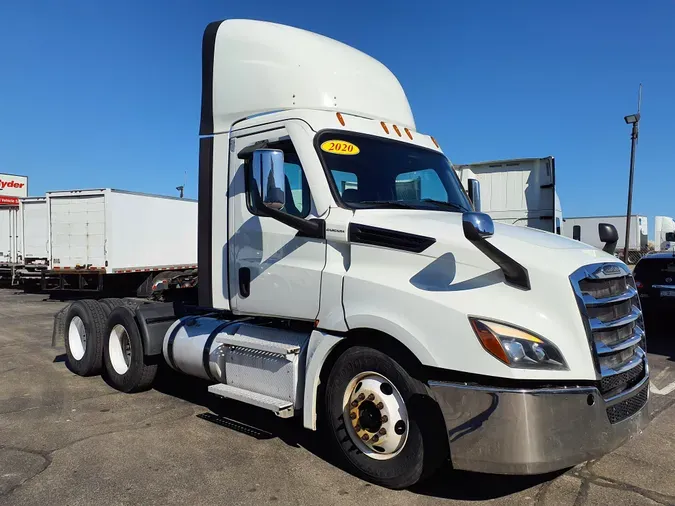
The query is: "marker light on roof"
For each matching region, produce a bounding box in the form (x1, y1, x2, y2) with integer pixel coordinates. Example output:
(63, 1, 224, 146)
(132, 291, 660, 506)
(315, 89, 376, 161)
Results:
(404, 128, 413, 140)
(431, 136, 440, 148)
(392, 125, 402, 137)
(380, 121, 389, 134)
(336, 112, 345, 126)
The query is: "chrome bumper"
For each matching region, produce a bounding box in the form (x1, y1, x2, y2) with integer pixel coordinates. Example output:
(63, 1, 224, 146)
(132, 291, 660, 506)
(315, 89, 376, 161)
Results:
(429, 375, 650, 474)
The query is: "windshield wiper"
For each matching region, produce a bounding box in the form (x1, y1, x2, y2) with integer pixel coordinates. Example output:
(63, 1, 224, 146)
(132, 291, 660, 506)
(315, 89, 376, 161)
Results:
(420, 199, 468, 212)
(355, 200, 417, 209)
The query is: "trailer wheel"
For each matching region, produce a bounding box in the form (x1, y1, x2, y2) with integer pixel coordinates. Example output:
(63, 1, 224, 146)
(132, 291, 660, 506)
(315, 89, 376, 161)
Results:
(323, 346, 448, 489)
(63, 300, 107, 376)
(102, 306, 157, 393)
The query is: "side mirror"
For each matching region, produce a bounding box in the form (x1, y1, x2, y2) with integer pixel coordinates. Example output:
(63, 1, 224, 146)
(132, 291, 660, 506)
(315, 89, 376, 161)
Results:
(252, 149, 285, 210)
(467, 179, 481, 212)
(462, 212, 494, 242)
(599, 223, 619, 255)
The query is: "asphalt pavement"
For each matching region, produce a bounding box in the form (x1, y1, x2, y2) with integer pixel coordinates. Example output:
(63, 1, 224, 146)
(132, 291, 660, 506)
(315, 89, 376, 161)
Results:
(1, 289, 674, 505)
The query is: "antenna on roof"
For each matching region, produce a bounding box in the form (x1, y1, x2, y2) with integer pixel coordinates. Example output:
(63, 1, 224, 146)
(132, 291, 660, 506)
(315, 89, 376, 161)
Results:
(176, 170, 187, 198)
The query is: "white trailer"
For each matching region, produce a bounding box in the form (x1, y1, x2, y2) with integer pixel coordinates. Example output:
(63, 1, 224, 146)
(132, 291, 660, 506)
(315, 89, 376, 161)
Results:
(16, 197, 49, 282)
(0, 205, 22, 283)
(563, 215, 648, 252)
(45, 189, 198, 293)
(654, 216, 675, 251)
(455, 157, 563, 235)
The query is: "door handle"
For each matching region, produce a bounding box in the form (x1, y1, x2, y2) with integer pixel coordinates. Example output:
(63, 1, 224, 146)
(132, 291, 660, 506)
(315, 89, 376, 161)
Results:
(239, 267, 251, 298)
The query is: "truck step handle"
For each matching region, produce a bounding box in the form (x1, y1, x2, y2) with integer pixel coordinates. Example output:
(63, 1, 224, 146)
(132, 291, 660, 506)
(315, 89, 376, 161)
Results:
(208, 384, 294, 418)
(239, 267, 250, 298)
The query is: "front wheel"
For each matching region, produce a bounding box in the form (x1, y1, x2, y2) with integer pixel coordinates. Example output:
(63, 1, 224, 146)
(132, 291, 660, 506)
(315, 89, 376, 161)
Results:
(323, 346, 448, 489)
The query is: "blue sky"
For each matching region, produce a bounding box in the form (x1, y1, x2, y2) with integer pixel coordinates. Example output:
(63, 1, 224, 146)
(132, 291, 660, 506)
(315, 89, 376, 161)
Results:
(1, 1, 673, 228)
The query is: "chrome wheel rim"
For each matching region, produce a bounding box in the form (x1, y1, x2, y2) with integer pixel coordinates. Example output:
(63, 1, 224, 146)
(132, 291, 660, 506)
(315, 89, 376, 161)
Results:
(342, 371, 409, 460)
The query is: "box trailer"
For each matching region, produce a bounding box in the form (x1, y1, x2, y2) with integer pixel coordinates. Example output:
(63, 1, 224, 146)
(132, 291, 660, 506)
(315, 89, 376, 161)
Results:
(17, 197, 49, 281)
(454, 157, 563, 235)
(563, 215, 648, 253)
(0, 205, 22, 283)
(44, 189, 198, 293)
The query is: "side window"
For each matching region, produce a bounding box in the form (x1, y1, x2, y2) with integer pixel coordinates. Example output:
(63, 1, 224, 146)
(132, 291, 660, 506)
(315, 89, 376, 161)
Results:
(573, 225, 581, 241)
(666, 232, 675, 242)
(395, 169, 448, 201)
(556, 217, 561, 235)
(246, 148, 311, 218)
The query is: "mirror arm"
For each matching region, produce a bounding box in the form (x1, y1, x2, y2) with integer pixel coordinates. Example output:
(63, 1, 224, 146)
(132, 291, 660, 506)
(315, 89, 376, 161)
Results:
(252, 186, 325, 239)
(471, 239, 531, 290)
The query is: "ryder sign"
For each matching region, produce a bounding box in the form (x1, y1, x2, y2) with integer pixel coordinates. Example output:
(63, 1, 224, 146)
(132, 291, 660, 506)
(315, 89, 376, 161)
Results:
(0, 174, 28, 206)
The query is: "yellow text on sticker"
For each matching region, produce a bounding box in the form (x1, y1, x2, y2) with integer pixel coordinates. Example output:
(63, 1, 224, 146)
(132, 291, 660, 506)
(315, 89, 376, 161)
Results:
(320, 140, 360, 155)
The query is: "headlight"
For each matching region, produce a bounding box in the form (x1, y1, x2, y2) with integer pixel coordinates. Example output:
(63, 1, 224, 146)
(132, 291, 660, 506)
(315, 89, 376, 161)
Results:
(469, 318, 568, 370)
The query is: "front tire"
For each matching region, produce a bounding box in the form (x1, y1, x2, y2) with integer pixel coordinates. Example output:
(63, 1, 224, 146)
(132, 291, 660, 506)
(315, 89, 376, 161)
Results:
(323, 346, 447, 489)
(102, 306, 157, 393)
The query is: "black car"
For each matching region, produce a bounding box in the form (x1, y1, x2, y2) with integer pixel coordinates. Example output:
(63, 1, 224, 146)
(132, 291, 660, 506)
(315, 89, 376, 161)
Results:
(633, 252, 675, 324)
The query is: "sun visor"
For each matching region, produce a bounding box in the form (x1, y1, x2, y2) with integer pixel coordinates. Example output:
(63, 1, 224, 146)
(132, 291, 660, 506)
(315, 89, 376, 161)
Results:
(200, 19, 415, 136)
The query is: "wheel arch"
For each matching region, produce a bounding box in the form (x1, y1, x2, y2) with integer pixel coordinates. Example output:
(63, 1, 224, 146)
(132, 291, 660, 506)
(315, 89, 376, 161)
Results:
(302, 327, 429, 431)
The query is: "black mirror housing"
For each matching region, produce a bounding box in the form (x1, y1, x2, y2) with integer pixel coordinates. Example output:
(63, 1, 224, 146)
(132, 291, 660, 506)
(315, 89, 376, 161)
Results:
(599, 223, 619, 255)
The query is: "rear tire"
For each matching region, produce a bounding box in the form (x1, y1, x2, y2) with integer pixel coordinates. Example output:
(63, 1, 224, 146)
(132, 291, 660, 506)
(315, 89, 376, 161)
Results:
(99, 297, 125, 315)
(63, 300, 107, 376)
(102, 306, 157, 392)
(323, 346, 448, 489)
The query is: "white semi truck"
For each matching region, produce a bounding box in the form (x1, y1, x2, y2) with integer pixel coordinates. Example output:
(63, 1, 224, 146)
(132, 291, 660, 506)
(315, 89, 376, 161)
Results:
(455, 157, 563, 235)
(55, 20, 650, 489)
(564, 215, 648, 262)
(654, 215, 675, 251)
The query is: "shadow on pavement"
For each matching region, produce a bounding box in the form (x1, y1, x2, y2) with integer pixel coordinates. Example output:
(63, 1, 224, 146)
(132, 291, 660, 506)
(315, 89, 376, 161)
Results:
(151, 365, 559, 500)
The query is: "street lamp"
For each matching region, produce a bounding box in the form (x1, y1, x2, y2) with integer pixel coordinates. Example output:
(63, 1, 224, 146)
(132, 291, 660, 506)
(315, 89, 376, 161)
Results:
(622, 112, 640, 263)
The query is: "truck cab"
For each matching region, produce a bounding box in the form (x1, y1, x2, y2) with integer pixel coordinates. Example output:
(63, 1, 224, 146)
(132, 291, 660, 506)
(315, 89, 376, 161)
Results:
(59, 19, 650, 489)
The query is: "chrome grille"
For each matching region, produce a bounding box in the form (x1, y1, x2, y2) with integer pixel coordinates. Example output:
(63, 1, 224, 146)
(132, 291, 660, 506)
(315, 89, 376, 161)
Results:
(570, 262, 648, 423)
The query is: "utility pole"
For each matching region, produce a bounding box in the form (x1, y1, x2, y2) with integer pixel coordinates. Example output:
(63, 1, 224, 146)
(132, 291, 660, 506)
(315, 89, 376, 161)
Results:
(623, 84, 641, 263)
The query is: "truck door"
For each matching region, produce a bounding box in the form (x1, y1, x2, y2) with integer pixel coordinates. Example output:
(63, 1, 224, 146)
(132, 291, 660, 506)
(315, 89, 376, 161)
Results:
(229, 128, 326, 320)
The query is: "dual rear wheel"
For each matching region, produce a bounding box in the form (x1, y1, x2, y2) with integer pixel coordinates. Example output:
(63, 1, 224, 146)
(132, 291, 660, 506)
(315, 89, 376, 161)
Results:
(62, 299, 157, 392)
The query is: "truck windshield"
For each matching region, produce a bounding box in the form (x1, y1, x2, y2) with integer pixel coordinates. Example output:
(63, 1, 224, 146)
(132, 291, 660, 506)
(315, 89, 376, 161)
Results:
(315, 131, 472, 212)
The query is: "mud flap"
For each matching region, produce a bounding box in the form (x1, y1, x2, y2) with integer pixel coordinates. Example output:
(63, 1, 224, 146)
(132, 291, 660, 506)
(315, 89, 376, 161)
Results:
(51, 305, 70, 347)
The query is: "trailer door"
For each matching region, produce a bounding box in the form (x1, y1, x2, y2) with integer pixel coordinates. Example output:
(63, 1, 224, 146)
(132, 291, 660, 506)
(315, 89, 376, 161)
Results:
(0, 208, 11, 264)
(50, 194, 106, 269)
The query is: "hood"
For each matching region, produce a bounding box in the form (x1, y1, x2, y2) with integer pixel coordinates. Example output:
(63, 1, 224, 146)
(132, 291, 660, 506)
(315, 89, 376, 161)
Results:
(350, 209, 620, 277)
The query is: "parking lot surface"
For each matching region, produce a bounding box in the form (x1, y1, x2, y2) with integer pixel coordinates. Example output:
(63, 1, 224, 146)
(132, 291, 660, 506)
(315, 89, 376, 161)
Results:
(1, 288, 674, 506)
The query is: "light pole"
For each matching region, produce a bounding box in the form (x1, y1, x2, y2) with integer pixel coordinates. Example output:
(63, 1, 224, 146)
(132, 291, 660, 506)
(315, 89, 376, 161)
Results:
(622, 112, 640, 263)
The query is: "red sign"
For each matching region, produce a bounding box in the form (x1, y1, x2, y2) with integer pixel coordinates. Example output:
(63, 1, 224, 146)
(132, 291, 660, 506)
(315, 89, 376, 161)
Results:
(0, 196, 19, 206)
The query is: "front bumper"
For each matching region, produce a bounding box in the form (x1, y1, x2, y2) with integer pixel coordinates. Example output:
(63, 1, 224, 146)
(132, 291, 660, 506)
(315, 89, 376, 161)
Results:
(429, 374, 650, 474)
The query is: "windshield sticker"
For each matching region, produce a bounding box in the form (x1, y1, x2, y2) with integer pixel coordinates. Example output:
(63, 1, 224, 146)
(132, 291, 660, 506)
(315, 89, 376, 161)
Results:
(320, 140, 360, 155)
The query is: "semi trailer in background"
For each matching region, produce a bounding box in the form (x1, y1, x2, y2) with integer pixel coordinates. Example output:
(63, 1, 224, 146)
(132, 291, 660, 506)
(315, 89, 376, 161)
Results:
(654, 215, 675, 251)
(44, 189, 198, 296)
(17, 197, 49, 283)
(0, 206, 22, 283)
(454, 157, 563, 235)
(563, 215, 648, 262)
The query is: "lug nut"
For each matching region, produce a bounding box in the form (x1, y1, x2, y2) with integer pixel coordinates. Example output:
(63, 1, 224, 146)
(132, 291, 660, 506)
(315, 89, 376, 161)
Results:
(358, 393, 365, 401)
(361, 434, 369, 441)
(354, 424, 361, 432)
(367, 393, 375, 401)
(351, 400, 358, 408)
(372, 435, 379, 443)
(349, 412, 357, 420)
(379, 428, 387, 435)
(376, 402, 384, 410)
(381, 415, 388, 423)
